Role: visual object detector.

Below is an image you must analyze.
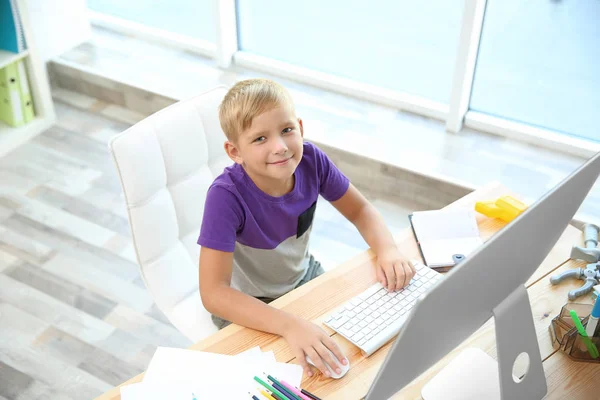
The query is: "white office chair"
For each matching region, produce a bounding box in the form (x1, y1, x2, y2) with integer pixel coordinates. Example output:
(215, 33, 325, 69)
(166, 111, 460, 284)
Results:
(109, 86, 231, 342)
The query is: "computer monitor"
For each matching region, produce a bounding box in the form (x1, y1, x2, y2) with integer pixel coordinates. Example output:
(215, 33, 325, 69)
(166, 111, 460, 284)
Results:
(365, 151, 600, 400)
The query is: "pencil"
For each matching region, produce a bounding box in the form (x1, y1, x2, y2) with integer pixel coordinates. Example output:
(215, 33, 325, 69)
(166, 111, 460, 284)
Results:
(280, 380, 313, 400)
(250, 393, 260, 400)
(301, 388, 322, 400)
(260, 389, 277, 400)
(266, 374, 301, 400)
(270, 392, 286, 400)
(254, 376, 288, 400)
(272, 381, 297, 400)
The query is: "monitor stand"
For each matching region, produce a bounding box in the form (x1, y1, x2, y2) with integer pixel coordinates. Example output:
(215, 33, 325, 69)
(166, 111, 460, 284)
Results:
(422, 285, 546, 400)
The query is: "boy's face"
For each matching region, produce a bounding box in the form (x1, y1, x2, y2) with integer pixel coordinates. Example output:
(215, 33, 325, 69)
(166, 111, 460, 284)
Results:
(226, 106, 304, 185)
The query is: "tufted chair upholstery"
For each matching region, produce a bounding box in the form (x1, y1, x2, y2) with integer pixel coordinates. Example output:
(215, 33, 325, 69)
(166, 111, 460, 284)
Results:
(109, 86, 231, 342)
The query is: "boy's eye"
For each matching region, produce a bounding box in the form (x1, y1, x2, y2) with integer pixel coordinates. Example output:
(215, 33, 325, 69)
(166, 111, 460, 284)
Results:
(254, 136, 266, 143)
(282, 127, 293, 134)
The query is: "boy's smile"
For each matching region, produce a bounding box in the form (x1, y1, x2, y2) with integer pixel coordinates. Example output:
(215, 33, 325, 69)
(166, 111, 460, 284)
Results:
(268, 156, 292, 166)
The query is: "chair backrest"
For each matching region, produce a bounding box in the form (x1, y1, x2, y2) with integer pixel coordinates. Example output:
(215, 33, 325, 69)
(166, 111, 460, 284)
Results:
(109, 86, 230, 341)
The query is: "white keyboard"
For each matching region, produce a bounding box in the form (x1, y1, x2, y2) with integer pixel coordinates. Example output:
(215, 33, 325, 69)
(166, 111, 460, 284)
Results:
(323, 261, 443, 356)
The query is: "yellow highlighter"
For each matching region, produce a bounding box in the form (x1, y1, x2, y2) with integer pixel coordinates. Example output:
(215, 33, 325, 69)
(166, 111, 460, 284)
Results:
(475, 195, 528, 222)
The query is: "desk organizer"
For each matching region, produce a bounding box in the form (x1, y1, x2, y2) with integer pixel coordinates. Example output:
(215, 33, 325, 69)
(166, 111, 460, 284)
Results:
(549, 303, 600, 363)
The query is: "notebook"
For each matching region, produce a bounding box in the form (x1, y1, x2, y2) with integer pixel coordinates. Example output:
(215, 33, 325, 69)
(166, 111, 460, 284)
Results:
(0, 0, 26, 53)
(409, 207, 483, 269)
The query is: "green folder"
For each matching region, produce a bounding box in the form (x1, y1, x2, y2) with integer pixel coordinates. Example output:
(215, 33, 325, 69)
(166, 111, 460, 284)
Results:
(15, 59, 34, 123)
(0, 61, 25, 127)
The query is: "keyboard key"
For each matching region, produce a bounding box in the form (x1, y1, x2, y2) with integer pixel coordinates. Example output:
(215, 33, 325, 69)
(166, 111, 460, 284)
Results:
(331, 316, 349, 329)
(356, 311, 368, 321)
(350, 298, 362, 307)
(360, 284, 381, 298)
(365, 315, 374, 323)
(346, 310, 356, 319)
(340, 327, 353, 337)
(372, 311, 381, 318)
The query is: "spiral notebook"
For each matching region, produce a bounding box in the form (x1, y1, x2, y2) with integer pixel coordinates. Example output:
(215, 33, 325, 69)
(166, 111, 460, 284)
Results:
(409, 208, 483, 269)
(0, 0, 26, 53)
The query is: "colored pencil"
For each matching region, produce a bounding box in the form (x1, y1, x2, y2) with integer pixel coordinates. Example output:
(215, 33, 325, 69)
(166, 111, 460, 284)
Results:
(260, 389, 277, 400)
(254, 376, 288, 400)
(301, 388, 322, 400)
(280, 380, 313, 400)
(266, 374, 301, 400)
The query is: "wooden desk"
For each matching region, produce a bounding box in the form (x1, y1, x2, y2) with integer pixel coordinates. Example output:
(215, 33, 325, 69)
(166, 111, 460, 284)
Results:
(96, 183, 599, 400)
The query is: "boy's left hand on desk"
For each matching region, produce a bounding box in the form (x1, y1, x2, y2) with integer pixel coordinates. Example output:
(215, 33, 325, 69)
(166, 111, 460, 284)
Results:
(375, 248, 416, 292)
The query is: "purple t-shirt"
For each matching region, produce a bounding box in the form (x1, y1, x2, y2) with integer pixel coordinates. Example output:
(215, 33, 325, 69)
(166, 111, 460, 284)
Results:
(198, 141, 349, 298)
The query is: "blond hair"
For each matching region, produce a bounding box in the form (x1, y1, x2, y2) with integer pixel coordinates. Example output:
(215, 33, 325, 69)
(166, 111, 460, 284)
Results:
(219, 79, 295, 142)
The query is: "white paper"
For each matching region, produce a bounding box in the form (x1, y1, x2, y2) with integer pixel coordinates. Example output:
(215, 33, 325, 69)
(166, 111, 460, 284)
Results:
(120, 382, 250, 400)
(261, 350, 277, 364)
(237, 346, 264, 361)
(412, 208, 480, 241)
(144, 347, 303, 389)
(419, 237, 483, 267)
(411, 208, 482, 267)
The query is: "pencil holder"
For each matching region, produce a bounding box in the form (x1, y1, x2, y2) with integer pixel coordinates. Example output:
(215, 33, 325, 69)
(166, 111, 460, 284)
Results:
(549, 303, 600, 363)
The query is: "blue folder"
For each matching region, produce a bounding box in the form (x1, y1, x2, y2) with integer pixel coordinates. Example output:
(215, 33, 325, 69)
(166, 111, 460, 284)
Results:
(0, 0, 26, 53)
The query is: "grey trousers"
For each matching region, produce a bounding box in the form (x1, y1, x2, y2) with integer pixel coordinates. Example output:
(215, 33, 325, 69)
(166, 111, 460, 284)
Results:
(211, 255, 324, 330)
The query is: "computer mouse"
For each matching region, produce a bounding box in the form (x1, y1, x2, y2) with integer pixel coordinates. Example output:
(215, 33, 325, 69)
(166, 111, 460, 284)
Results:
(305, 348, 350, 379)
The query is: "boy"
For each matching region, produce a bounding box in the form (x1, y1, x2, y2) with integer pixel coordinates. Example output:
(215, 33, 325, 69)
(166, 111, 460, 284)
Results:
(198, 79, 415, 378)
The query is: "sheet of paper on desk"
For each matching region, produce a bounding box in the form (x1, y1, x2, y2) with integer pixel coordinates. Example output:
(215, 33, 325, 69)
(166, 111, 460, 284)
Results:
(143, 347, 302, 388)
(120, 382, 250, 399)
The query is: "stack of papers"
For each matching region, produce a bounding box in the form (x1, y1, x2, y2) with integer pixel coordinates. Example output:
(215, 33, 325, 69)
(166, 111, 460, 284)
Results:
(121, 346, 303, 399)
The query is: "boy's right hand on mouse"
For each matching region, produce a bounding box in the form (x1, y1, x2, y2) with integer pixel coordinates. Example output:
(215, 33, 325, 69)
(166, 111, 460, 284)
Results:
(282, 315, 348, 378)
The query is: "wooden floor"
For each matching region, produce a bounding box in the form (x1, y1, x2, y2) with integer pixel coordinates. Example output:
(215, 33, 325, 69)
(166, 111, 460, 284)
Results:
(0, 94, 414, 399)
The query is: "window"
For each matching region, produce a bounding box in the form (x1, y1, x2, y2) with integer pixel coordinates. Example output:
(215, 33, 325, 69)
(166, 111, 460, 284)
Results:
(470, 0, 599, 142)
(87, 0, 216, 43)
(237, 0, 464, 103)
